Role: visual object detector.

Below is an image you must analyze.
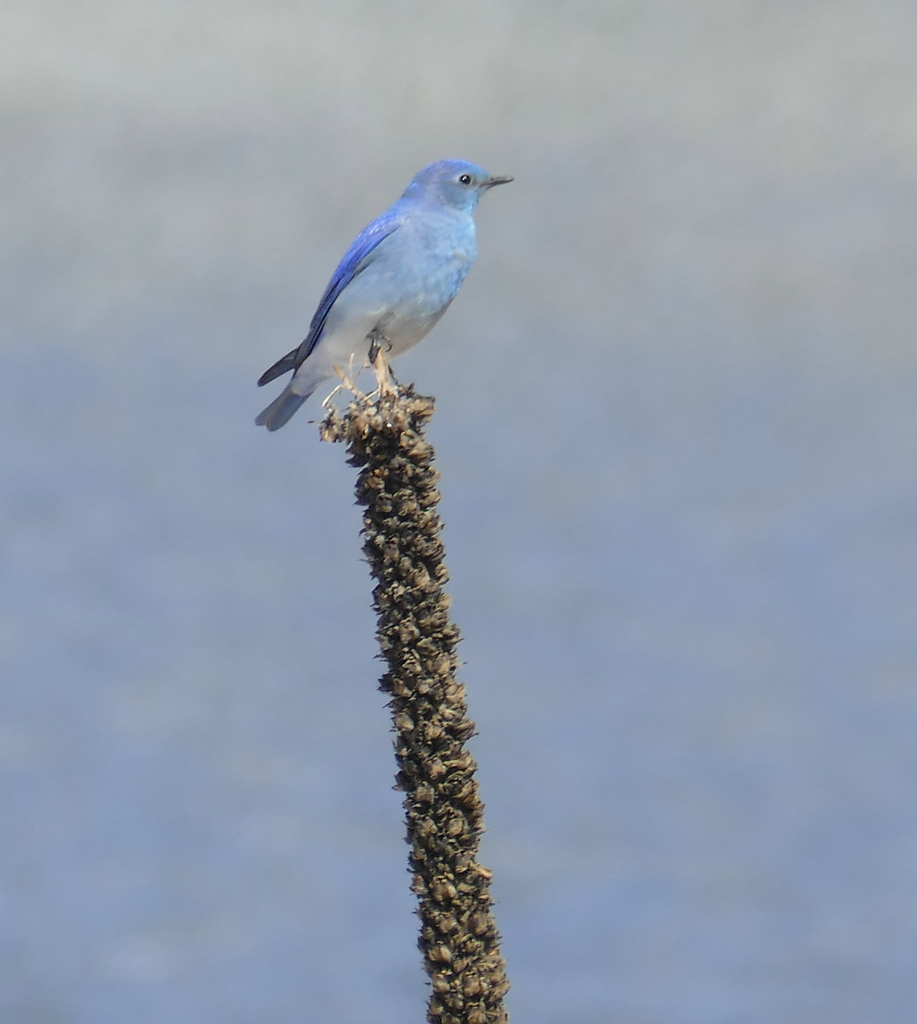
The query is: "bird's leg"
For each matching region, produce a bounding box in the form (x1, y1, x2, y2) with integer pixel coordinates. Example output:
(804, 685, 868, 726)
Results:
(366, 325, 393, 365)
(371, 346, 397, 398)
(367, 326, 397, 397)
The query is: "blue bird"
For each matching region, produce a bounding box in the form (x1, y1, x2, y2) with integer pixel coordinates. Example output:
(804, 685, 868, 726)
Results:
(256, 159, 512, 430)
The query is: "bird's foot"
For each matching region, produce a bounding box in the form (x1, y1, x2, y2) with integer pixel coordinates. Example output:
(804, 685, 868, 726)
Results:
(366, 326, 394, 366)
(370, 346, 397, 399)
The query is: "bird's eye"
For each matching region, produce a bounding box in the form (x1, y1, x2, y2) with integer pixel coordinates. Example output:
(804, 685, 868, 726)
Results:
(458, 173, 473, 185)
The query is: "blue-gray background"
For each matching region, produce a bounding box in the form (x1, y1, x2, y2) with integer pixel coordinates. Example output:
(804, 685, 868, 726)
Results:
(2, 2, 916, 1022)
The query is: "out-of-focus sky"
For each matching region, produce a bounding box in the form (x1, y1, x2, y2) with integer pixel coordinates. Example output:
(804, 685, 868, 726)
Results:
(2, 2, 916, 1022)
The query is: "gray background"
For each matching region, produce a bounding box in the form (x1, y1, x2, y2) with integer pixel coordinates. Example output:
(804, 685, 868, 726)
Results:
(2, 2, 916, 1021)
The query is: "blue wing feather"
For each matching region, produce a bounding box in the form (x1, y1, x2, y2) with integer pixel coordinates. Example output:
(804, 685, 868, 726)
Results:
(257, 210, 403, 387)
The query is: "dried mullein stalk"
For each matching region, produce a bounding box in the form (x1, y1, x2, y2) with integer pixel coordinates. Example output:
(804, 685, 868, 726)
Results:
(321, 376, 510, 1024)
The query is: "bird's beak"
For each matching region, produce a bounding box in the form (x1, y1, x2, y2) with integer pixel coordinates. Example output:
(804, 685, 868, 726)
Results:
(483, 175, 514, 189)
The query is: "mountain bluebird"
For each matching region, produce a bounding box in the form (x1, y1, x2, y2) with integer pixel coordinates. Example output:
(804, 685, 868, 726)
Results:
(255, 159, 512, 430)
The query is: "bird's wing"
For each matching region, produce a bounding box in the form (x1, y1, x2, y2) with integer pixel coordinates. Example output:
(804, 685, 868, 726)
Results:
(257, 210, 404, 387)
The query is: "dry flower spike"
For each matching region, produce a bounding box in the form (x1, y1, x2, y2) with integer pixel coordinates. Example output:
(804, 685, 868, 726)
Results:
(321, 373, 510, 1024)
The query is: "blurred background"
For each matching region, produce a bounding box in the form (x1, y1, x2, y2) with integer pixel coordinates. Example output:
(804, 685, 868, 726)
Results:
(2, 1, 916, 1021)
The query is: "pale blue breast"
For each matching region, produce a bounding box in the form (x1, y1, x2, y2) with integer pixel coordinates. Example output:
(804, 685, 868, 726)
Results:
(380, 208, 478, 316)
(320, 207, 478, 358)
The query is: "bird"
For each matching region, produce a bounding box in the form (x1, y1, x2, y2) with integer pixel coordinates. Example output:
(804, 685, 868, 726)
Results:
(255, 159, 512, 430)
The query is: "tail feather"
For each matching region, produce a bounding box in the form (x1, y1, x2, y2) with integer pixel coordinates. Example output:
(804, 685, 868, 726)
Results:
(255, 384, 313, 431)
(257, 345, 301, 387)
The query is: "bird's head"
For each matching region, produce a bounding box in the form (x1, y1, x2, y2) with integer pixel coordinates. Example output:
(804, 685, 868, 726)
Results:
(402, 159, 513, 213)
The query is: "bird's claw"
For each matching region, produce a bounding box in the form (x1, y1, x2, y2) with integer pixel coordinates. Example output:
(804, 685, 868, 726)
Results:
(371, 346, 397, 398)
(367, 327, 394, 366)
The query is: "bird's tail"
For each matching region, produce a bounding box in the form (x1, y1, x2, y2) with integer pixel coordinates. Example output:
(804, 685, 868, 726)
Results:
(255, 383, 315, 431)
